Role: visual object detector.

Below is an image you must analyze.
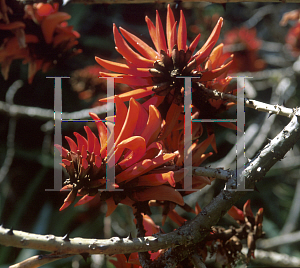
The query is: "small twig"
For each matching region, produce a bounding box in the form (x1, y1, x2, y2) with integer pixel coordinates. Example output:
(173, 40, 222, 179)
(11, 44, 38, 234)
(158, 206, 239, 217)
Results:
(199, 84, 300, 118)
(241, 248, 300, 267)
(0, 80, 23, 184)
(280, 179, 300, 235)
(9, 254, 73, 268)
(0, 101, 108, 121)
(258, 230, 300, 249)
(190, 254, 207, 268)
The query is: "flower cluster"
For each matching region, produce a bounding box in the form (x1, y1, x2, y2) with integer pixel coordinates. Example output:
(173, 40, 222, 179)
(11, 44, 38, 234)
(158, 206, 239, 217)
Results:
(0, 2, 80, 83)
(56, 5, 264, 268)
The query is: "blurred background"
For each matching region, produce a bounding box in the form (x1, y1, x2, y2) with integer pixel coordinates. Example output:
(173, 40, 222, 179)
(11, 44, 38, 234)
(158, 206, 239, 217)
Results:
(0, 1, 300, 267)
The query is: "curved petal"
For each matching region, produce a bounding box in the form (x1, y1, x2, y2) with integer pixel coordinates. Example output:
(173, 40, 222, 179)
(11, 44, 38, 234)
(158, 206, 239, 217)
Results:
(89, 112, 107, 158)
(145, 16, 159, 52)
(115, 95, 128, 139)
(116, 136, 146, 169)
(75, 194, 97, 207)
(73, 132, 88, 153)
(95, 56, 151, 77)
(65, 136, 78, 152)
(166, 4, 176, 52)
(155, 10, 168, 53)
(141, 105, 162, 146)
(41, 12, 71, 44)
(84, 126, 95, 153)
(133, 185, 184, 206)
(177, 10, 187, 51)
(114, 98, 140, 147)
(209, 43, 224, 69)
(99, 72, 152, 87)
(138, 171, 175, 187)
(99, 87, 154, 103)
(113, 24, 153, 68)
(189, 33, 201, 54)
(106, 196, 118, 217)
(160, 103, 182, 140)
(116, 153, 176, 183)
(195, 17, 223, 57)
(228, 206, 245, 222)
(200, 60, 232, 82)
(119, 27, 159, 60)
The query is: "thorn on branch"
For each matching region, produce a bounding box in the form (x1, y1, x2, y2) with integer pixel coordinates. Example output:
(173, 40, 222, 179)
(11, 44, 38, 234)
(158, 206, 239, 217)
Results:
(7, 227, 14, 235)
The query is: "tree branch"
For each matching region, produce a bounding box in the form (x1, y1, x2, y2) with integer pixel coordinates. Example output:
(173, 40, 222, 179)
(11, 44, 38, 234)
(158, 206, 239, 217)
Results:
(199, 85, 300, 118)
(0, 100, 108, 121)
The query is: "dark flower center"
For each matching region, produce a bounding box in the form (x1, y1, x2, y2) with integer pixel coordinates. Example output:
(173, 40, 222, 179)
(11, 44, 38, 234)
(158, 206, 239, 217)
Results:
(150, 44, 201, 104)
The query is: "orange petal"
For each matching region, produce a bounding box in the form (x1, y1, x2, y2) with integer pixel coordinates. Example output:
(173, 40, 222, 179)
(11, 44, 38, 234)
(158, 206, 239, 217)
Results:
(168, 209, 187, 226)
(84, 126, 96, 153)
(65, 136, 77, 152)
(209, 43, 224, 69)
(142, 95, 164, 110)
(89, 113, 107, 158)
(195, 202, 202, 215)
(145, 16, 158, 53)
(59, 189, 77, 211)
(243, 199, 254, 218)
(159, 103, 182, 140)
(169, 22, 178, 55)
(194, 41, 215, 65)
(189, 33, 201, 54)
(177, 10, 187, 51)
(54, 144, 68, 158)
(114, 98, 139, 147)
(75, 194, 97, 207)
(99, 72, 152, 87)
(116, 153, 176, 183)
(228, 206, 245, 222)
(119, 27, 159, 60)
(116, 136, 147, 169)
(99, 87, 154, 103)
(166, 4, 175, 52)
(113, 24, 153, 68)
(138, 171, 175, 187)
(41, 12, 71, 44)
(141, 105, 162, 146)
(96, 56, 151, 77)
(133, 101, 149, 136)
(155, 10, 168, 53)
(192, 134, 215, 161)
(133, 185, 184, 206)
(114, 95, 128, 139)
(200, 60, 232, 82)
(106, 196, 118, 216)
(195, 17, 223, 58)
(139, 142, 162, 161)
(73, 132, 88, 153)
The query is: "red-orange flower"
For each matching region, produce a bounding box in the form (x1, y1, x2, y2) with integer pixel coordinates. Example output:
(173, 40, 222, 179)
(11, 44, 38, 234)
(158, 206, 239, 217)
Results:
(0, 3, 80, 83)
(96, 5, 232, 106)
(285, 22, 300, 56)
(222, 27, 265, 73)
(56, 97, 184, 215)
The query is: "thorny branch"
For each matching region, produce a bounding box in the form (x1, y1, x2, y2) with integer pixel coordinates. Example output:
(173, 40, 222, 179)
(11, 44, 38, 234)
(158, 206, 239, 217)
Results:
(0, 114, 299, 266)
(198, 84, 300, 118)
